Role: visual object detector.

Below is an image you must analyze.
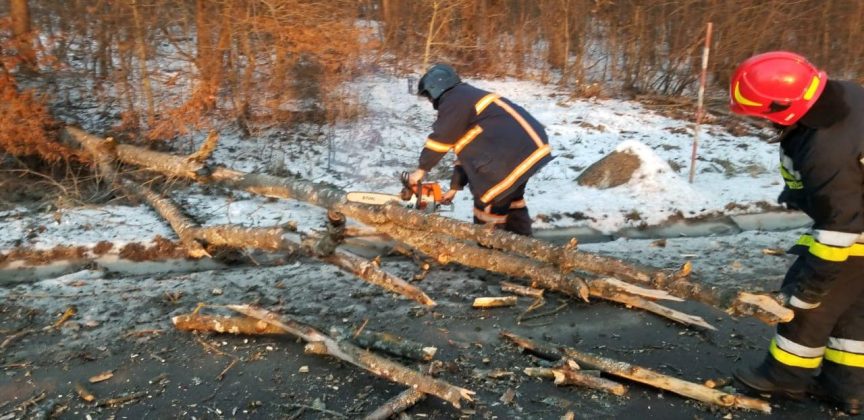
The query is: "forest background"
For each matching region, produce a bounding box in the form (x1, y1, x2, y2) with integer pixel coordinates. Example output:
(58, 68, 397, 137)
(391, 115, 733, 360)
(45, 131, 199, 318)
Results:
(2, 0, 863, 168)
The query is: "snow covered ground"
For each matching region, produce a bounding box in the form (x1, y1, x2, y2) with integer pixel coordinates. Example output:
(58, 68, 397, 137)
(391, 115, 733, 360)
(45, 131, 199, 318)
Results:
(1, 74, 794, 254)
(209, 75, 785, 233)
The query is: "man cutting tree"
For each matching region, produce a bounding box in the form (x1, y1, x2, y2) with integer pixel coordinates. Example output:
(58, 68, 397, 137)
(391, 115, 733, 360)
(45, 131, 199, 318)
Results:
(405, 64, 553, 236)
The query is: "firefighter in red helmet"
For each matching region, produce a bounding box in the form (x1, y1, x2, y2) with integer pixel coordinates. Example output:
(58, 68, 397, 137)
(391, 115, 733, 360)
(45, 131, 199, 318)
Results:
(730, 51, 864, 414)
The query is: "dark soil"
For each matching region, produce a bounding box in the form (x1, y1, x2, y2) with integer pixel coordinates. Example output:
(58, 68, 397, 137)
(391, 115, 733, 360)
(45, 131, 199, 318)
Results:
(0, 256, 849, 419)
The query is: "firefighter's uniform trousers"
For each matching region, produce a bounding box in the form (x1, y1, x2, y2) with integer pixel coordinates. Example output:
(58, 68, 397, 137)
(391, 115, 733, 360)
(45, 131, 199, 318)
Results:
(762, 239, 864, 399)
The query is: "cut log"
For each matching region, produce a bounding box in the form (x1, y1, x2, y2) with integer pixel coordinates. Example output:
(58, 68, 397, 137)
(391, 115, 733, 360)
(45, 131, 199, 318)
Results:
(502, 332, 771, 413)
(330, 326, 438, 362)
(319, 250, 436, 307)
(132, 183, 210, 258)
(473, 297, 518, 308)
(303, 210, 346, 256)
(227, 305, 474, 408)
(362, 388, 426, 420)
(500, 331, 563, 361)
(172, 313, 285, 335)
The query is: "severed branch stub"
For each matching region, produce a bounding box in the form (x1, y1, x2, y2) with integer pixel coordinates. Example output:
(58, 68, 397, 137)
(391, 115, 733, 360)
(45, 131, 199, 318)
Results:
(227, 305, 474, 408)
(501, 332, 771, 413)
(304, 210, 347, 257)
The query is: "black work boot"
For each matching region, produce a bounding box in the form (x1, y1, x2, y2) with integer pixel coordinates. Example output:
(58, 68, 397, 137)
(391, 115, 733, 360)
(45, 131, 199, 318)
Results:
(733, 367, 807, 400)
(808, 382, 862, 416)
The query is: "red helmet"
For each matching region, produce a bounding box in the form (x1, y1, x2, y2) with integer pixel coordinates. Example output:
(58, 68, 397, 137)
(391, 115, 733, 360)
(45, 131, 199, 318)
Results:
(729, 51, 827, 125)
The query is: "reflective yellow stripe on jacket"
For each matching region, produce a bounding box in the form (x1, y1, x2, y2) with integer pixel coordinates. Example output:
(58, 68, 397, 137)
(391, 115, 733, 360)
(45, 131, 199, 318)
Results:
(424, 139, 452, 153)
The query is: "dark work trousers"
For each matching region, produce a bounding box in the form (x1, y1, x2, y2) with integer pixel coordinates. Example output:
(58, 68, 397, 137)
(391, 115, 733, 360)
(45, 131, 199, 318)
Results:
(472, 182, 532, 236)
(759, 255, 864, 399)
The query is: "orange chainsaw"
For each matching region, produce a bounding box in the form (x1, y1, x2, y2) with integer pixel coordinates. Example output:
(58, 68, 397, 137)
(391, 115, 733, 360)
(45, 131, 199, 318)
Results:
(346, 172, 451, 213)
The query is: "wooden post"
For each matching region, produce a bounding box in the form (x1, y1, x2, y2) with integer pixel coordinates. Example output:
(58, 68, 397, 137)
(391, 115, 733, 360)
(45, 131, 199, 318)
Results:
(688, 21, 713, 184)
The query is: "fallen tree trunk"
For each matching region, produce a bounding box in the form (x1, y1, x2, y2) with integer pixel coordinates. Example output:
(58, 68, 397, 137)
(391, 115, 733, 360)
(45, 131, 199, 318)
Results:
(227, 305, 475, 408)
(376, 224, 590, 302)
(173, 313, 438, 362)
(67, 129, 435, 306)
(70, 130, 210, 258)
(63, 126, 657, 282)
(190, 225, 435, 306)
(502, 332, 771, 413)
(63, 127, 790, 324)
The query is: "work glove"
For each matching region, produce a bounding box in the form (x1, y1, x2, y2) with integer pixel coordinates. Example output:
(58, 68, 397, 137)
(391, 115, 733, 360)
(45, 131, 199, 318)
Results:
(777, 188, 802, 211)
(440, 189, 458, 205)
(406, 169, 426, 186)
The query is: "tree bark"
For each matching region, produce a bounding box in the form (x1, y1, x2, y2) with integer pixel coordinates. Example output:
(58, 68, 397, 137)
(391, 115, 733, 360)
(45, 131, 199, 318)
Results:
(502, 332, 771, 413)
(523, 365, 628, 396)
(10, 0, 36, 71)
(173, 313, 285, 335)
(129, 0, 155, 121)
(190, 226, 436, 306)
(173, 314, 439, 362)
(227, 305, 475, 408)
(330, 326, 438, 362)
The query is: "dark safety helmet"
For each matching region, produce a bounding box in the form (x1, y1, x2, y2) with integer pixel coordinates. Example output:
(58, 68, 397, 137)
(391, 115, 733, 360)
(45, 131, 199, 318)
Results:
(417, 64, 461, 102)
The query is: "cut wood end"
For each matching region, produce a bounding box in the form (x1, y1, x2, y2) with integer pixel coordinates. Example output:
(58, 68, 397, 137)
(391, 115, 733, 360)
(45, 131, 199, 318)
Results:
(731, 292, 795, 324)
(304, 341, 328, 355)
(422, 346, 438, 360)
(678, 260, 693, 277)
(75, 383, 95, 402)
(472, 296, 518, 308)
(418, 295, 438, 307)
(89, 371, 114, 383)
